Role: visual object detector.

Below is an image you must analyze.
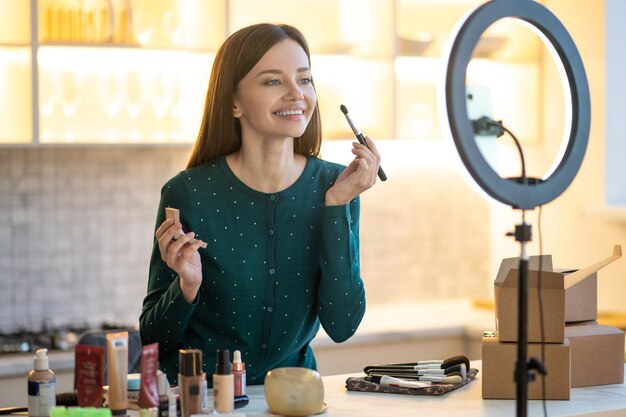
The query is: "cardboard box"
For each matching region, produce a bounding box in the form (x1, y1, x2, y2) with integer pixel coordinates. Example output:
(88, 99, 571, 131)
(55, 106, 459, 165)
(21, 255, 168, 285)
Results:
(482, 335, 571, 400)
(561, 270, 597, 323)
(565, 321, 625, 387)
(494, 246, 621, 343)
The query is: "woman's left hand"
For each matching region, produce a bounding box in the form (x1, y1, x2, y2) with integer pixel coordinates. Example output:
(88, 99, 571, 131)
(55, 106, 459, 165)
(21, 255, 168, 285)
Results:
(325, 136, 381, 206)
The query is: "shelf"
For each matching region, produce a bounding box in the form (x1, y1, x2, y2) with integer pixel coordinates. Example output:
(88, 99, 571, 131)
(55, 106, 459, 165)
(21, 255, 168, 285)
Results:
(230, 0, 394, 58)
(312, 56, 393, 140)
(37, 46, 212, 144)
(0, 47, 32, 144)
(130, 0, 227, 51)
(38, 41, 215, 54)
(0, 1, 30, 45)
(0, 0, 547, 144)
(394, 57, 441, 140)
(0, 42, 31, 48)
(38, 0, 227, 51)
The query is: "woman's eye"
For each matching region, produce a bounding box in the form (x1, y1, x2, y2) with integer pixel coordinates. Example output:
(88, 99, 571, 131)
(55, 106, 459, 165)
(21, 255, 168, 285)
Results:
(266, 79, 280, 86)
(299, 77, 312, 85)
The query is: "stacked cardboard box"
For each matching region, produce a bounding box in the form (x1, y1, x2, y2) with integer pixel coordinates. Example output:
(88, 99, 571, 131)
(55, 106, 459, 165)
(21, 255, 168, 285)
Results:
(482, 246, 624, 400)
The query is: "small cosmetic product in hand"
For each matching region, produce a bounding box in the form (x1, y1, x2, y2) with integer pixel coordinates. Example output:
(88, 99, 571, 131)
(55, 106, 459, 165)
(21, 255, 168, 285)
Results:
(165, 207, 207, 248)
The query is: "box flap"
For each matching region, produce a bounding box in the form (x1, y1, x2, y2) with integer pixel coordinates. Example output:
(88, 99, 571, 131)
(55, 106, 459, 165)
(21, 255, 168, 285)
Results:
(495, 255, 553, 286)
(502, 269, 563, 289)
(564, 245, 622, 289)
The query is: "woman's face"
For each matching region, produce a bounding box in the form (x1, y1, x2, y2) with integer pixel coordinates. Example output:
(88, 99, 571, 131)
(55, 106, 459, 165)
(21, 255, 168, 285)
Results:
(233, 38, 316, 143)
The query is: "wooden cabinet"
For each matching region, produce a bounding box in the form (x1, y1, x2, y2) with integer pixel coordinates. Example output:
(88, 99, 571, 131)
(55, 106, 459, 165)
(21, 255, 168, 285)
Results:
(0, 0, 544, 144)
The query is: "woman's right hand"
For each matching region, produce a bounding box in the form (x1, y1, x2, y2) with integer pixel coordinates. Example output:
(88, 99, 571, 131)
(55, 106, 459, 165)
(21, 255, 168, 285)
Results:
(155, 217, 206, 303)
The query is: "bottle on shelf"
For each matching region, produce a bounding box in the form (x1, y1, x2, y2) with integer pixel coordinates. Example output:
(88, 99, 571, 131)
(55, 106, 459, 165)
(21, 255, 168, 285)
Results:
(111, 0, 134, 44)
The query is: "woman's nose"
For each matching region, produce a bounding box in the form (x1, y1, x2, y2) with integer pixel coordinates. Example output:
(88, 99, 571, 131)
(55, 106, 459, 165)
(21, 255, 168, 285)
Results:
(285, 82, 304, 100)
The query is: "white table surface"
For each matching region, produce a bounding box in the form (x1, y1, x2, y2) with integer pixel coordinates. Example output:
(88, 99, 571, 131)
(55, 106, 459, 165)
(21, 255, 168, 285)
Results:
(212, 362, 626, 417)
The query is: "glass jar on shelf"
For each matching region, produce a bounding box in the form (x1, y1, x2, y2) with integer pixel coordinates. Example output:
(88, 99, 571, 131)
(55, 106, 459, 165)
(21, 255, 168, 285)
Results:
(40, 0, 114, 44)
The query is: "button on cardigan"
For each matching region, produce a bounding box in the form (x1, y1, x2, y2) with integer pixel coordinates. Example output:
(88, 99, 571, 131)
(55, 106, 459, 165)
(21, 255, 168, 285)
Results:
(140, 155, 366, 386)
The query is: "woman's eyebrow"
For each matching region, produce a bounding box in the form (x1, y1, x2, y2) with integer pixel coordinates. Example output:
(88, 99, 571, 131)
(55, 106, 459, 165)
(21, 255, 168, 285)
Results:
(256, 67, 311, 77)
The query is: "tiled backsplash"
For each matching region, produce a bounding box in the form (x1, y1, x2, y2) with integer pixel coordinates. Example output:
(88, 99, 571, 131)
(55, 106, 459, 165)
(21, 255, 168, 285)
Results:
(0, 142, 491, 333)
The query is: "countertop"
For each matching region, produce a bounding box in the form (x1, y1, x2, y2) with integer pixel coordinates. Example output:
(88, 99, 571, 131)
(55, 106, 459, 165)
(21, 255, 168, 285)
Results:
(3, 362, 625, 417)
(0, 299, 494, 378)
(214, 362, 626, 417)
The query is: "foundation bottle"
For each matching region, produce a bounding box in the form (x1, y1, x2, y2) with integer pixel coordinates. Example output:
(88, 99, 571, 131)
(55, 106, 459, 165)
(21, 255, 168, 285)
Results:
(178, 349, 203, 417)
(213, 350, 234, 414)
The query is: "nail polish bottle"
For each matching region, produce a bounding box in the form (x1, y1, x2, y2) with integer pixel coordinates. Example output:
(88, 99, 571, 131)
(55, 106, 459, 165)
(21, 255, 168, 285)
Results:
(213, 350, 233, 414)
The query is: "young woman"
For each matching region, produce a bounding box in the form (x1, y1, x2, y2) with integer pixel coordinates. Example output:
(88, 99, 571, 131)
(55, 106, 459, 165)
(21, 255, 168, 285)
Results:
(140, 23, 382, 385)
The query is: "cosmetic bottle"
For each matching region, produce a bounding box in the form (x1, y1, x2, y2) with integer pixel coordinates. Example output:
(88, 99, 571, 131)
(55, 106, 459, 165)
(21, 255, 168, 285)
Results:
(201, 373, 209, 413)
(106, 332, 128, 416)
(28, 348, 56, 417)
(232, 350, 246, 397)
(156, 372, 169, 417)
(213, 350, 234, 414)
(178, 349, 203, 417)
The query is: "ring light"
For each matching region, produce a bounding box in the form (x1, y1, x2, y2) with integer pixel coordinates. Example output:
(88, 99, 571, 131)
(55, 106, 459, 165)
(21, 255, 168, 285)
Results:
(441, 0, 590, 210)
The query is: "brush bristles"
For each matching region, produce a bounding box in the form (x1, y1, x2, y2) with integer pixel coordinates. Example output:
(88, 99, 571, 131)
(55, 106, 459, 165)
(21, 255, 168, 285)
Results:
(340, 104, 348, 115)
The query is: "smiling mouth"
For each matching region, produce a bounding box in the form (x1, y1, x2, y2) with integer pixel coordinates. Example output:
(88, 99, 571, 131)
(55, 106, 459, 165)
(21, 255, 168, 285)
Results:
(273, 110, 304, 116)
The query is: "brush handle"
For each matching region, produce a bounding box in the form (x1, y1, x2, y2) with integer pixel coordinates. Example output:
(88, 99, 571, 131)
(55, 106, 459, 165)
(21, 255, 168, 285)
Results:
(356, 133, 387, 181)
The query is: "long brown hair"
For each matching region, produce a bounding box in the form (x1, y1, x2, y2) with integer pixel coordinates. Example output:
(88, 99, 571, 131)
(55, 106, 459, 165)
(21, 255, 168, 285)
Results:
(187, 24, 322, 169)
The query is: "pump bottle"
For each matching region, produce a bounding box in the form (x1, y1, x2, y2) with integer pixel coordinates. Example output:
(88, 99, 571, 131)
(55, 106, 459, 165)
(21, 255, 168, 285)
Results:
(28, 348, 56, 417)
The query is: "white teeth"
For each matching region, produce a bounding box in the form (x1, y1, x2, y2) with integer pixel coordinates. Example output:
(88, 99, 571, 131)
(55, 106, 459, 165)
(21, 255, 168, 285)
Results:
(274, 110, 303, 116)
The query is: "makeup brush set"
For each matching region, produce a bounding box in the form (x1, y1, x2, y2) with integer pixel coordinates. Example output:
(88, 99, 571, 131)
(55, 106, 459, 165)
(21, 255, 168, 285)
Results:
(363, 355, 470, 386)
(345, 355, 478, 395)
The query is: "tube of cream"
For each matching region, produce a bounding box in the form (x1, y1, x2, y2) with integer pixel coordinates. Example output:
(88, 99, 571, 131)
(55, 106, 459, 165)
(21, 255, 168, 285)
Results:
(106, 331, 129, 416)
(138, 343, 159, 409)
(75, 344, 105, 407)
(178, 349, 203, 417)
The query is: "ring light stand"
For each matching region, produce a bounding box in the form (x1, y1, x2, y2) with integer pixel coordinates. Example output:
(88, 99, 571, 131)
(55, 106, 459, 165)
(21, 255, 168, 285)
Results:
(440, 0, 590, 416)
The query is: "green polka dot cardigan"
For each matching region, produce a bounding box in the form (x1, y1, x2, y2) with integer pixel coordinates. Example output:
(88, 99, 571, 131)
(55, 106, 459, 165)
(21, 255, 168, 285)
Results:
(140, 155, 366, 386)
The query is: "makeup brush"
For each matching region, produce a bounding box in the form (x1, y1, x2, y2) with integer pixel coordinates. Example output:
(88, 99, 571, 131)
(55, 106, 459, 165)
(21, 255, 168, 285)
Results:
(364, 375, 431, 389)
(367, 373, 463, 385)
(416, 363, 467, 377)
(364, 355, 470, 374)
(340, 104, 387, 181)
